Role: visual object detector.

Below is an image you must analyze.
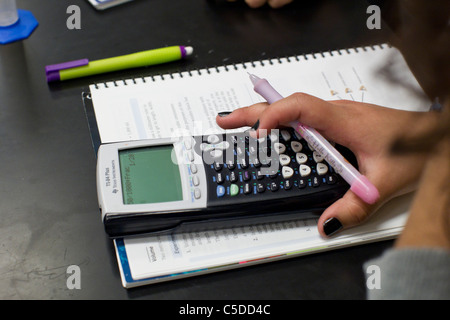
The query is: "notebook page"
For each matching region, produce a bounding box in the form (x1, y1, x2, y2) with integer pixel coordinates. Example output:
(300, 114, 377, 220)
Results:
(90, 69, 256, 143)
(89, 44, 430, 144)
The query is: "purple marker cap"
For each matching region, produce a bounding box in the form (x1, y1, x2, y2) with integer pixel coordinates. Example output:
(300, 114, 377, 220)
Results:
(45, 59, 89, 82)
(180, 46, 187, 59)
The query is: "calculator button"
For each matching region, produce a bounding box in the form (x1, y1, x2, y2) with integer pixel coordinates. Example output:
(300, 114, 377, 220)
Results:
(184, 138, 193, 150)
(244, 183, 251, 194)
(313, 151, 325, 163)
(192, 175, 200, 186)
(230, 184, 239, 196)
(326, 174, 338, 184)
(257, 183, 266, 193)
(207, 134, 220, 144)
(216, 172, 225, 184)
(299, 164, 311, 177)
(270, 182, 279, 192)
(199, 143, 214, 152)
(210, 149, 223, 159)
(259, 154, 271, 167)
(194, 188, 201, 199)
(213, 161, 223, 171)
(243, 171, 251, 181)
(316, 163, 328, 175)
(291, 141, 303, 153)
(248, 145, 258, 155)
(188, 150, 195, 162)
(216, 185, 225, 197)
(230, 171, 238, 183)
(293, 130, 302, 140)
(251, 156, 261, 168)
(200, 141, 230, 152)
(298, 178, 307, 189)
(284, 179, 292, 190)
(282, 166, 294, 179)
(269, 169, 278, 178)
(226, 159, 236, 170)
(257, 136, 267, 145)
(274, 142, 286, 154)
(239, 157, 249, 169)
(312, 176, 321, 187)
(236, 146, 245, 157)
(190, 163, 198, 174)
(279, 154, 291, 166)
(221, 141, 231, 150)
(256, 170, 265, 180)
(269, 132, 279, 142)
(281, 129, 291, 141)
(296, 153, 308, 164)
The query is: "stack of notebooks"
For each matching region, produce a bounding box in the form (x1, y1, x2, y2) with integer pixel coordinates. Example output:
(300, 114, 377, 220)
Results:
(83, 43, 429, 288)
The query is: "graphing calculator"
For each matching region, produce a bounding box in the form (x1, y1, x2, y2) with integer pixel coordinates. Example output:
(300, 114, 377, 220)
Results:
(96, 128, 357, 237)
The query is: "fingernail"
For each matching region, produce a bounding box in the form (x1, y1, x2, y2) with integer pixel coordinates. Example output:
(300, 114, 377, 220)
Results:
(217, 111, 232, 117)
(323, 217, 343, 236)
(251, 119, 260, 131)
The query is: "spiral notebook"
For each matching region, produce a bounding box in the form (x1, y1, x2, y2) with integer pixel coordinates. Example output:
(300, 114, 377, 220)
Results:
(87, 43, 429, 147)
(84, 43, 430, 288)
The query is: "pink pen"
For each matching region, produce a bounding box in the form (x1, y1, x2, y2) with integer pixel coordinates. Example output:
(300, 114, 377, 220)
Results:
(248, 73, 379, 204)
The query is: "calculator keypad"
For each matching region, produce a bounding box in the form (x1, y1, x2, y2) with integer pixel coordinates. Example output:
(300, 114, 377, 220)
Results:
(193, 129, 353, 206)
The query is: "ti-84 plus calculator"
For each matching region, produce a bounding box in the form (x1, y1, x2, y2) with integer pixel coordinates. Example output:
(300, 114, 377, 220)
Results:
(96, 128, 357, 237)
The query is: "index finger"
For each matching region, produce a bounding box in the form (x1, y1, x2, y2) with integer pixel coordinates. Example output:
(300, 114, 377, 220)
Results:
(256, 92, 343, 137)
(216, 103, 268, 129)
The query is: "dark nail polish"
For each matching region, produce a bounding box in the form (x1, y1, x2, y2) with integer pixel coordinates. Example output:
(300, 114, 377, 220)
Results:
(251, 119, 260, 131)
(217, 111, 232, 117)
(323, 217, 343, 236)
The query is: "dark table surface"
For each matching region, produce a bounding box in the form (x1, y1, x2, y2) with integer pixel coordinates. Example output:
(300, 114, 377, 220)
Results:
(1, 0, 395, 300)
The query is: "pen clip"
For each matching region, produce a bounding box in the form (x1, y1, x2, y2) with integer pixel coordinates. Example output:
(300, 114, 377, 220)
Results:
(45, 59, 89, 82)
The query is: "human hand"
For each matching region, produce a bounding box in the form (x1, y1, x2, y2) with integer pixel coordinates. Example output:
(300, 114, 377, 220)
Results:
(217, 93, 436, 237)
(227, 0, 293, 9)
(394, 104, 450, 250)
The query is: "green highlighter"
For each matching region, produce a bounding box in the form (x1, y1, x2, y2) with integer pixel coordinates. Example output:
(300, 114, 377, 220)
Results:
(45, 45, 193, 82)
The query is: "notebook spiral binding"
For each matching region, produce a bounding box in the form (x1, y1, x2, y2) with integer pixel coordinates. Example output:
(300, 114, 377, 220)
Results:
(92, 43, 390, 90)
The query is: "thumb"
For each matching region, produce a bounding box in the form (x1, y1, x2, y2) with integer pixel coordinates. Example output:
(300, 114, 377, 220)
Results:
(317, 191, 375, 237)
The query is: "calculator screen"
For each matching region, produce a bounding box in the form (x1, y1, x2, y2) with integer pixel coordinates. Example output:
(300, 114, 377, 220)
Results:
(119, 145, 183, 205)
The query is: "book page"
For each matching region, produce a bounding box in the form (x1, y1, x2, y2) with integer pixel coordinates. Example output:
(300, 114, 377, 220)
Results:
(124, 193, 411, 280)
(125, 219, 319, 279)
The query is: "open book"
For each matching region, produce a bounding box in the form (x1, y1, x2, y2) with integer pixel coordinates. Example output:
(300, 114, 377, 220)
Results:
(114, 193, 411, 288)
(84, 43, 429, 287)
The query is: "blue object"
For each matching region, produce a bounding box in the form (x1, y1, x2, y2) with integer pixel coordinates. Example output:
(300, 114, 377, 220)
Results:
(216, 185, 225, 198)
(0, 9, 38, 45)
